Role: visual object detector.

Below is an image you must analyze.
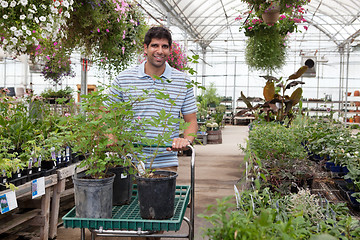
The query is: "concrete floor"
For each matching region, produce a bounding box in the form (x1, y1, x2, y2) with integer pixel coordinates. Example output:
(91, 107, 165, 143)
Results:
(56, 125, 249, 240)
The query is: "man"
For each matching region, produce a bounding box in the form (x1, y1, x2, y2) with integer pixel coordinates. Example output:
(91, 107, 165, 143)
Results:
(108, 26, 198, 172)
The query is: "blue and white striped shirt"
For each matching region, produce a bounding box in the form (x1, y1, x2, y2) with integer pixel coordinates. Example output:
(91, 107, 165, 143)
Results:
(108, 61, 197, 168)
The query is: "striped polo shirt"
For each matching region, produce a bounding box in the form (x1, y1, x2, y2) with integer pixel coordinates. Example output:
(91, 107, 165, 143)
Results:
(108, 61, 197, 168)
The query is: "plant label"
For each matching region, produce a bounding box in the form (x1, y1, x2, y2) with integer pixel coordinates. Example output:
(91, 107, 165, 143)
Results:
(0, 191, 17, 214)
(32, 177, 45, 199)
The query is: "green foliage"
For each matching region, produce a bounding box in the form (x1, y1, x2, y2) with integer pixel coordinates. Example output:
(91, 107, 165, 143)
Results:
(200, 187, 360, 239)
(56, 85, 146, 179)
(245, 28, 287, 72)
(0, 92, 68, 181)
(40, 86, 73, 99)
(63, 0, 148, 75)
(239, 66, 307, 123)
(240, 119, 315, 193)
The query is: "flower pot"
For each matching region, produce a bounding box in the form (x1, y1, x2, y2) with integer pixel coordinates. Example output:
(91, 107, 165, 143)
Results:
(354, 115, 360, 123)
(73, 171, 115, 218)
(325, 161, 335, 170)
(135, 171, 178, 220)
(207, 130, 222, 144)
(347, 92, 352, 96)
(261, 4, 281, 25)
(108, 166, 133, 206)
(354, 90, 360, 96)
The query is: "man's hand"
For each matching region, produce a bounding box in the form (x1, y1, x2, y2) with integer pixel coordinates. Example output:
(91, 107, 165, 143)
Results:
(166, 138, 192, 151)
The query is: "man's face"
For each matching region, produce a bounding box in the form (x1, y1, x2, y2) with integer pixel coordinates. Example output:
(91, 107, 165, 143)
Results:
(144, 38, 171, 69)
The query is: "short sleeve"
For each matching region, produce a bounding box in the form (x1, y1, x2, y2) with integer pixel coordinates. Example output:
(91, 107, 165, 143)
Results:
(181, 86, 197, 115)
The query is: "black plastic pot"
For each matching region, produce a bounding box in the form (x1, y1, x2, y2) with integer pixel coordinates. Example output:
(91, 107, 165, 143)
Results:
(41, 160, 55, 170)
(135, 171, 178, 220)
(108, 167, 133, 205)
(41, 161, 56, 176)
(0, 176, 8, 191)
(9, 176, 27, 186)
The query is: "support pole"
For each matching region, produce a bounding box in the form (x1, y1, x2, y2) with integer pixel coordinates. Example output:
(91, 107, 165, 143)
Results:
(80, 57, 88, 102)
(233, 56, 237, 115)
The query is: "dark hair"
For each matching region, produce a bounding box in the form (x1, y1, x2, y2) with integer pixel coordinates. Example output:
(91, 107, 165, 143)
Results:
(144, 26, 172, 47)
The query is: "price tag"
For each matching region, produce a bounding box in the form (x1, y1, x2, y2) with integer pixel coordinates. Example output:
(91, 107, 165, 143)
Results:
(121, 173, 127, 179)
(32, 177, 45, 199)
(0, 191, 18, 214)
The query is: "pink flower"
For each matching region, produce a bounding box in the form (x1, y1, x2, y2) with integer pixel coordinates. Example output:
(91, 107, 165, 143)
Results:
(248, 26, 253, 30)
(304, 26, 308, 30)
(54, 42, 58, 46)
(97, 28, 100, 32)
(106, 29, 109, 32)
(279, 15, 286, 20)
(122, 46, 125, 54)
(65, 113, 71, 117)
(235, 16, 242, 21)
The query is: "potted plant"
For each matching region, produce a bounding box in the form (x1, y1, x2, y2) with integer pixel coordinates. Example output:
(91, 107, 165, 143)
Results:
(61, 0, 148, 75)
(238, 1, 308, 72)
(41, 49, 75, 87)
(242, 120, 315, 194)
(0, 0, 73, 58)
(240, 0, 310, 20)
(56, 85, 146, 218)
(239, 66, 308, 123)
(200, 186, 360, 239)
(40, 86, 74, 104)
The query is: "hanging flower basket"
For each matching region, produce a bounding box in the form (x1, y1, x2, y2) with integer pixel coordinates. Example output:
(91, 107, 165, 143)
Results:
(261, 4, 281, 25)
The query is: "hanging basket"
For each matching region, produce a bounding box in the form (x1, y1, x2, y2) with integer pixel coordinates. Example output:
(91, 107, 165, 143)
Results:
(261, 5, 281, 25)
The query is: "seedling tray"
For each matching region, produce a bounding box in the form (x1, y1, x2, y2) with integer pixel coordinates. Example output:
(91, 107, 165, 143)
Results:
(62, 185, 190, 232)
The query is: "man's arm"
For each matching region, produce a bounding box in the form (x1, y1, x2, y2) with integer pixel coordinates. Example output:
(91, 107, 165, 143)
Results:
(167, 112, 198, 151)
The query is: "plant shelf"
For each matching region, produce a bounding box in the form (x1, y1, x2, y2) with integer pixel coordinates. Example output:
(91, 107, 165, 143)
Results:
(62, 185, 190, 232)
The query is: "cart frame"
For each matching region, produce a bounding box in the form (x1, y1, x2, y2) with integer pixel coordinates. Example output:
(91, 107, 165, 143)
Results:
(63, 145, 195, 240)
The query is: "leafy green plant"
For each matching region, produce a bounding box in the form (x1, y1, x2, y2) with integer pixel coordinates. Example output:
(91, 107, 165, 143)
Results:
(199, 187, 360, 239)
(238, 0, 308, 72)
(40, 86, 73, 100)
(62, 0, 148, 75)
(241, 119, 315, 193)
(239, 66, 308, 122)
(55, 85, 146, 179)
(245, 28, 287, 72)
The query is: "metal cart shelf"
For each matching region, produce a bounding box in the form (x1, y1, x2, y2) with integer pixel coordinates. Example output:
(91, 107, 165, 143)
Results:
(62, 145, 195, 240)
(63, 185, 190, 231)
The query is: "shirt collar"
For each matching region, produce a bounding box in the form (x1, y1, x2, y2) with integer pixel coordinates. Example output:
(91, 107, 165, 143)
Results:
(138, 61, 172, 79)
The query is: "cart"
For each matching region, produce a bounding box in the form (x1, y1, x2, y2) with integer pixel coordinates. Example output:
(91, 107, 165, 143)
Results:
(62, 145, 195, 240)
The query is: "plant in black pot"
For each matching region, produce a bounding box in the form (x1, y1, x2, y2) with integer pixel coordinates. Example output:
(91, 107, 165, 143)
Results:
(57, 85, 145, 218)
(0, 138, 23, 191)
(130, 89, 194, 220)
(40, 86, 74, 104)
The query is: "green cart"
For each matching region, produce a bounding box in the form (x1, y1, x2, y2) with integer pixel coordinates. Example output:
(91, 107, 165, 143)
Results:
(62, 145, 195, 240)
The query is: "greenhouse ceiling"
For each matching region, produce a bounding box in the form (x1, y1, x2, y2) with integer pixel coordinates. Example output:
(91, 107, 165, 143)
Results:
(139, 0, 360, 49)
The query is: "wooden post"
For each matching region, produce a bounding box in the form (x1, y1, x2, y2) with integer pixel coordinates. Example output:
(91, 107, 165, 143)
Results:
(39, 187, 52, 240)
(49, 179, 65, 239)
